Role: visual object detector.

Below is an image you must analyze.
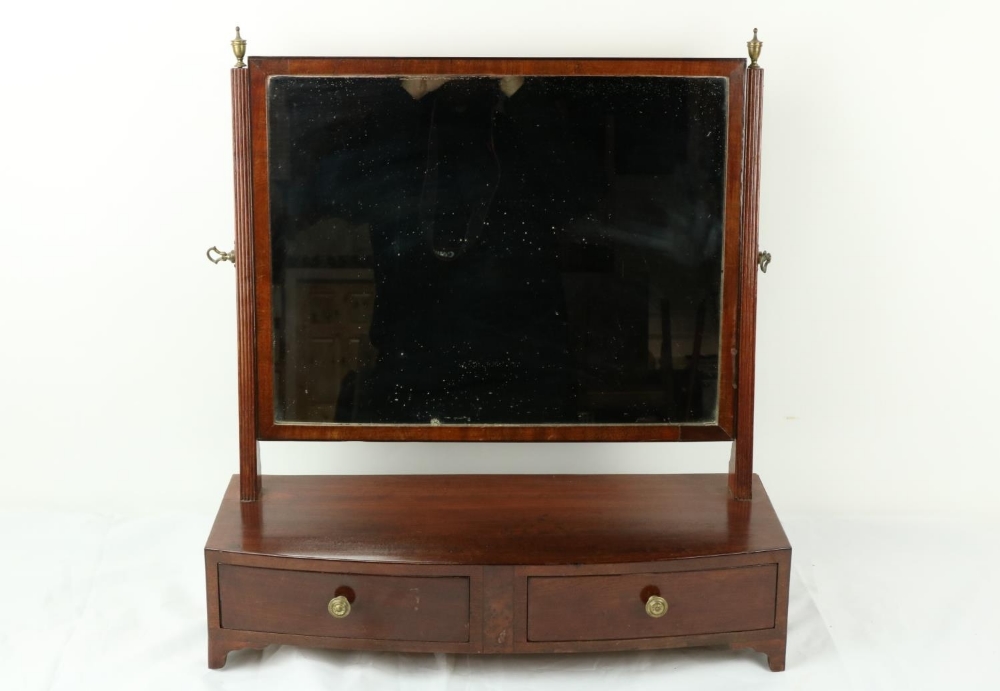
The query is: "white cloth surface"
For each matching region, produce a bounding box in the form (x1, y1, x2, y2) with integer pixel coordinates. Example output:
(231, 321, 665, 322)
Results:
(1, 509, 995, 690)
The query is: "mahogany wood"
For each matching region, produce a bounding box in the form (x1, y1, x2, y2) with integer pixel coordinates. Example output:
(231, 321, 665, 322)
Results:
(526, 566, 776, 642)
(205, 551, 225, 668)
(231, 66, 260, 501)
(205, 473, 790, 669)
(206, 474, 788, 564)
(208, 628, 481, 666)
(247, 57, 743, 443)
(729, 65, 765, 501)
(482, 566, 516, 653)
(209, 54, 788, 673)
(218, 565, 471, 642)
(730, 548, 789, 671)
(258, 425, 732, 443)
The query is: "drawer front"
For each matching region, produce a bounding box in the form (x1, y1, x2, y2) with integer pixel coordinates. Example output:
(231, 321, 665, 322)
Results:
(219, 565, 470, 643)
(527, 565, 777, 642)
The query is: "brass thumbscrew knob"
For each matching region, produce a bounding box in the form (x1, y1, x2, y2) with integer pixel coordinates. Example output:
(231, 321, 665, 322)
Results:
(207, 246, 235, 265)
(758, 250, 772, 273)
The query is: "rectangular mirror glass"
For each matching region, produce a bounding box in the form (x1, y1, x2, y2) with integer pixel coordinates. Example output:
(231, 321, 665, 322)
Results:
(266, 75, 728, 425)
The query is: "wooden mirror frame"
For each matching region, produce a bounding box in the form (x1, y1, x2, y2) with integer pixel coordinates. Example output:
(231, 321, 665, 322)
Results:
(230, 57, 763, 501)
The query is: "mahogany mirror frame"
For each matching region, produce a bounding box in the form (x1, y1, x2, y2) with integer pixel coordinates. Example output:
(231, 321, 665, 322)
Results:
(230, 56, 764, 500)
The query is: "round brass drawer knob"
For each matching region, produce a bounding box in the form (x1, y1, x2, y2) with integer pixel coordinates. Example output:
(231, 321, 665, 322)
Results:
(645, 595, 668, 618)
(327, 595, 351, 619)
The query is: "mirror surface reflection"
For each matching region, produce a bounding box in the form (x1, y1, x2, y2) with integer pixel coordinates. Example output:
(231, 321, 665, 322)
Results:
(267, 75, 728, 425)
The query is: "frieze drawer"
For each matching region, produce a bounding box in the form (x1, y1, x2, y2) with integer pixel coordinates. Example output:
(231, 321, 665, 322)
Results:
(527, 565, 777, 642)
(219, 564, 470, 643)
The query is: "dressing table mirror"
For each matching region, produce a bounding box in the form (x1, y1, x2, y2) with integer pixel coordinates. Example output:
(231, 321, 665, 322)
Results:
(205, 29, 790, 671)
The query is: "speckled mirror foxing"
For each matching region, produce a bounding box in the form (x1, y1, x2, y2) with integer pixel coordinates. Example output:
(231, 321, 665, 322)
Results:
(266, 75, 728, 425)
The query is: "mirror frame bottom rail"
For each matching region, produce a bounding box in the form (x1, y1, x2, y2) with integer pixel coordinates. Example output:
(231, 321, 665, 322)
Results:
(260, 421, 734, 442)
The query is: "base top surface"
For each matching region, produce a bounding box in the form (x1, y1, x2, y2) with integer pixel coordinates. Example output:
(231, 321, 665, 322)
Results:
(206, 474, 788, 565)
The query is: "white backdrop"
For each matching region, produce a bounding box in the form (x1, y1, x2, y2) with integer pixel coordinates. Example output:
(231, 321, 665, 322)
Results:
(1, 1, 998, 689)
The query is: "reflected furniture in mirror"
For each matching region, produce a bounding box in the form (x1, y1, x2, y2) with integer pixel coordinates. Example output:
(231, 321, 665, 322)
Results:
(205, 30, 789, 671)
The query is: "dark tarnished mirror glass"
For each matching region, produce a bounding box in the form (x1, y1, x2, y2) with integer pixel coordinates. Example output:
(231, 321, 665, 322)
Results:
(267, 75, 727, 425)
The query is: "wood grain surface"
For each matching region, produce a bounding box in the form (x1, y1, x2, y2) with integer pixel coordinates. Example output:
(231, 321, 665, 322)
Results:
(206, 473, 789, 565)
(219, 565, 471, 642)
(231, 66, 260, 501)
(526, 565, 776, 642)
(205, 473, 790, 669)
(729, 65, 765, 500)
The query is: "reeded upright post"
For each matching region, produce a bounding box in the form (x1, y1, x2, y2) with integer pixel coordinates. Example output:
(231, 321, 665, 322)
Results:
(231, 27, 261, 501)
(729, 29, 764, 501)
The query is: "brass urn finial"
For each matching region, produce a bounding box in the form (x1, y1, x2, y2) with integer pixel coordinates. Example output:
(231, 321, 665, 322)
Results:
(747, 28, 762, 68)
(231, 26, 247, 68)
